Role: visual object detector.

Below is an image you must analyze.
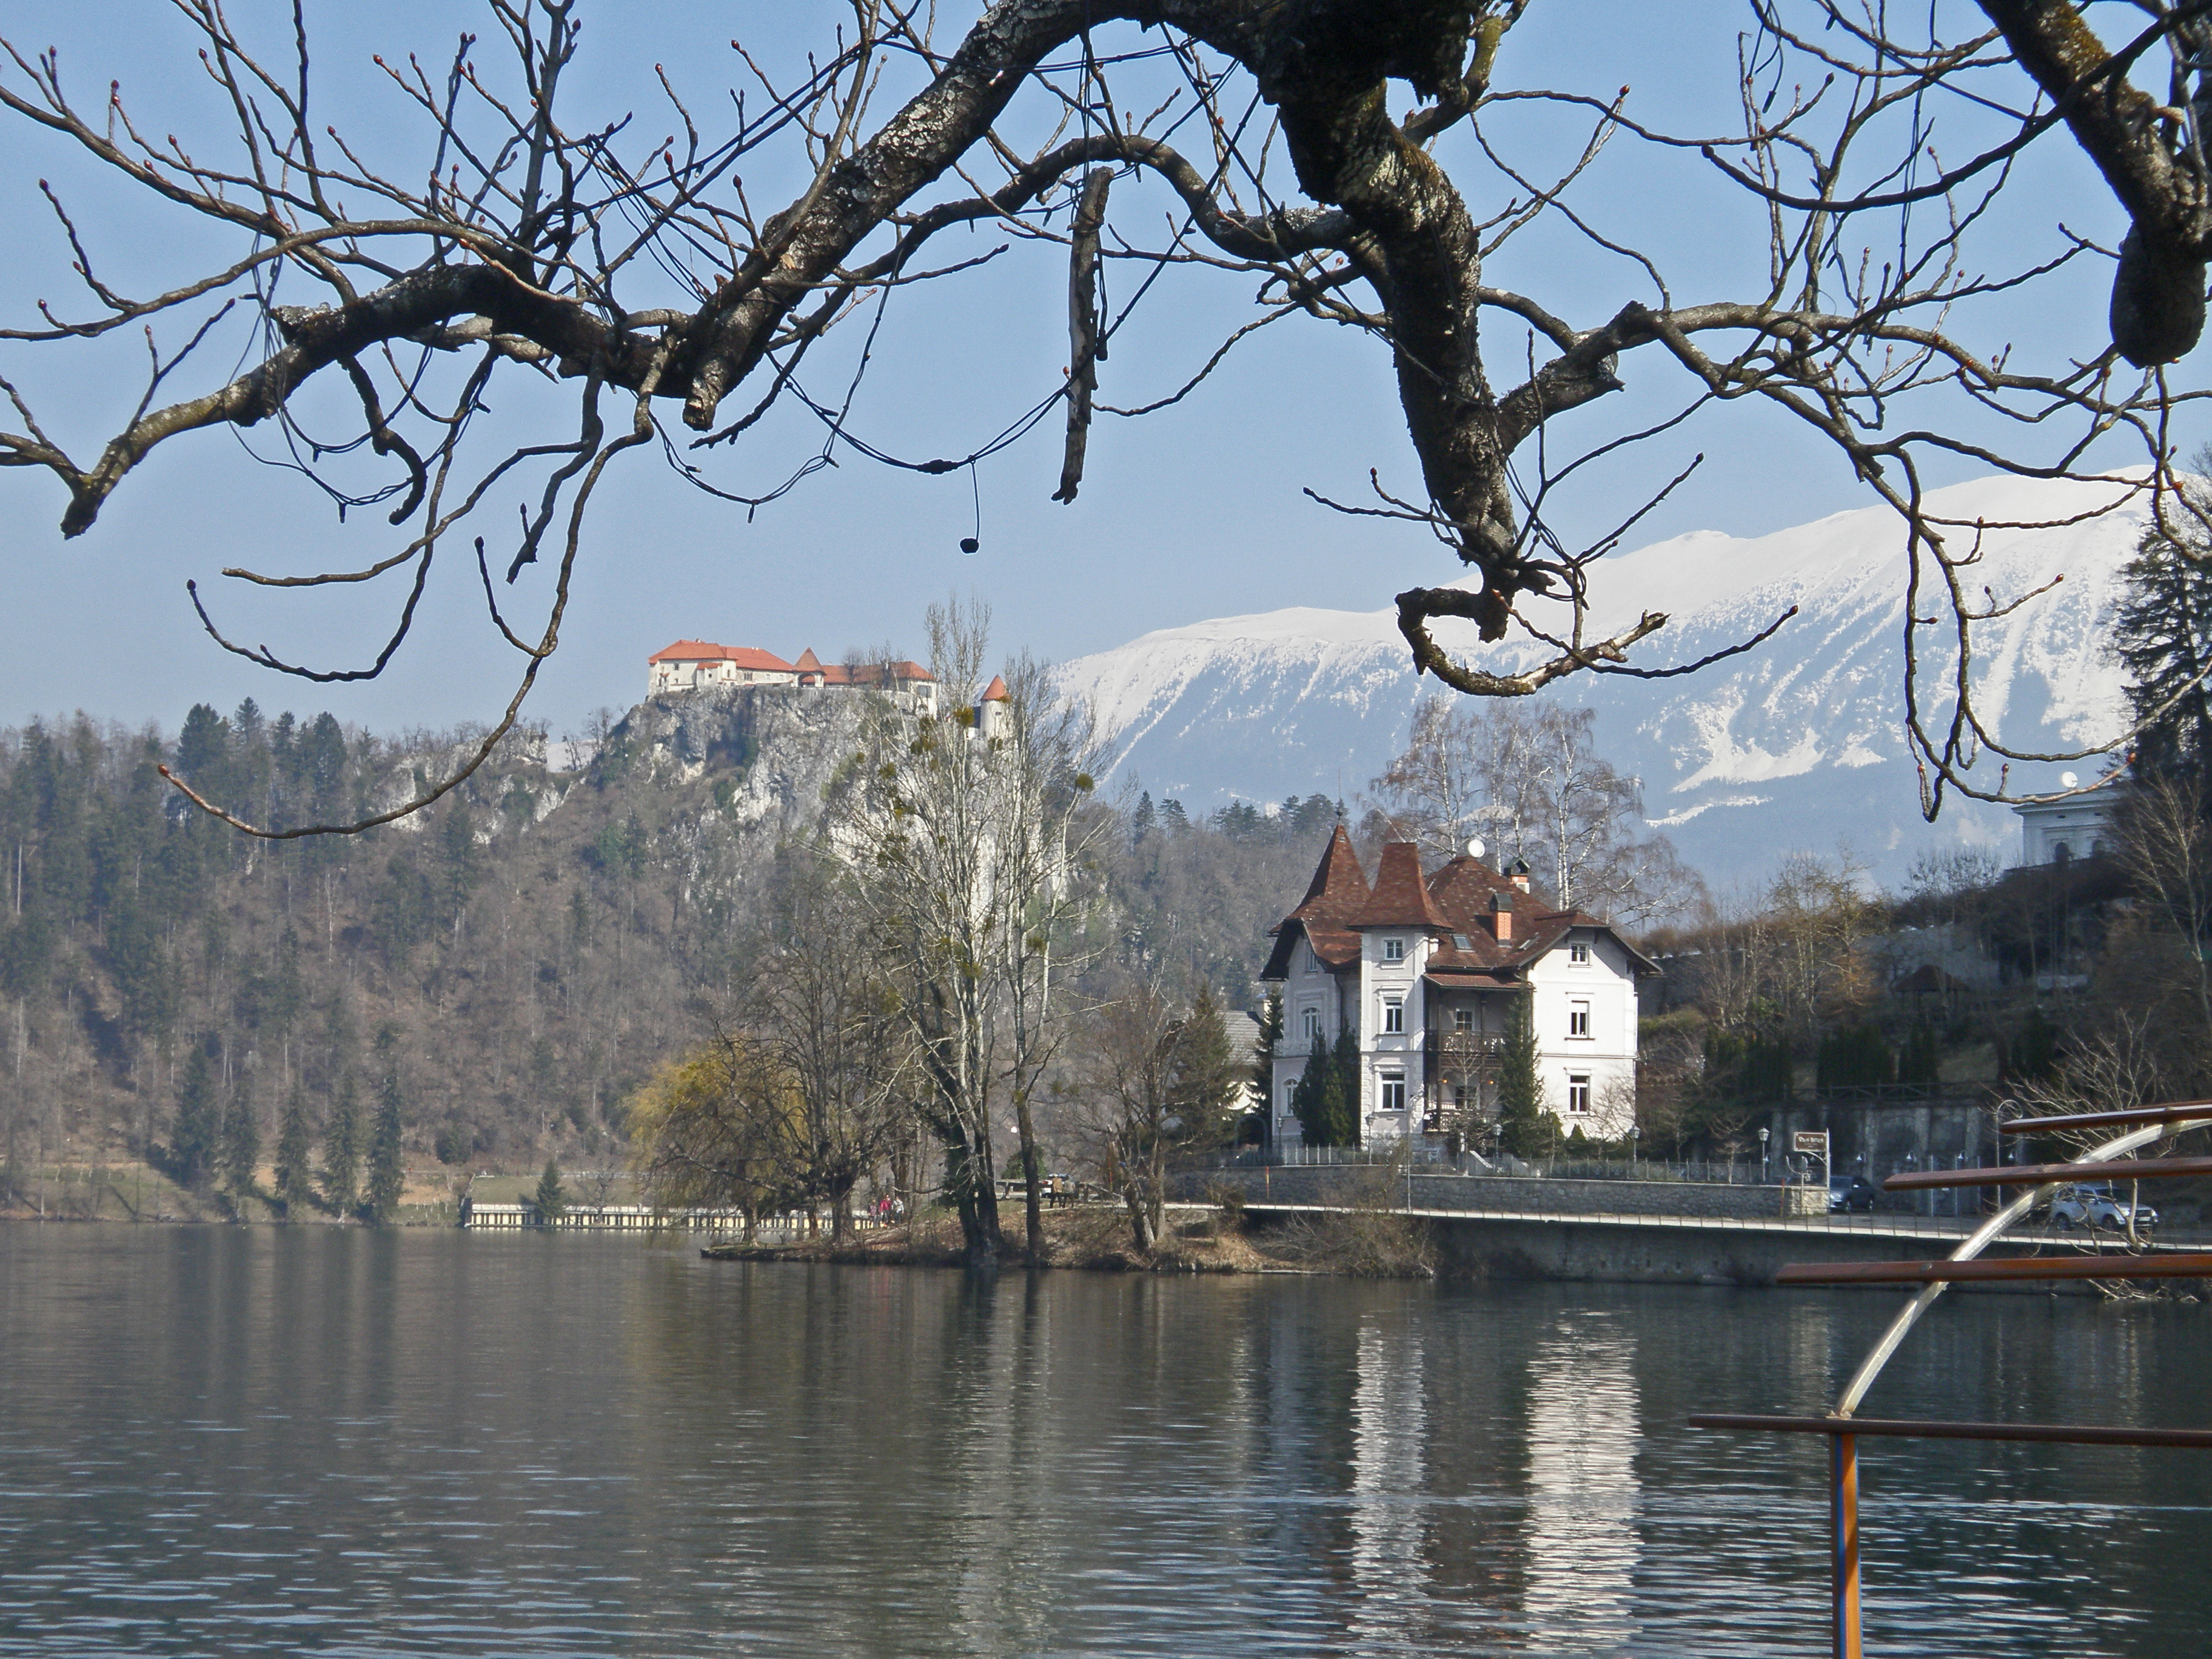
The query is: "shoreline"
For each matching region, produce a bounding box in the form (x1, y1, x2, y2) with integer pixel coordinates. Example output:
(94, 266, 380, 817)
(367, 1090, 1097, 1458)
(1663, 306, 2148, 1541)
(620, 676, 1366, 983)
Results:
(697, 1204, 1438, 1278)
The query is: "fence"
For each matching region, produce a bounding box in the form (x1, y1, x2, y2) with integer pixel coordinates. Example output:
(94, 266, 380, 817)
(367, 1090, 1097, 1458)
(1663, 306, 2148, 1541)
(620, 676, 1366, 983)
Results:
(461, 1201, 891, 1235)
(1176, 1164, 2212, 1241)
(1197, 1145, 1812, 1185)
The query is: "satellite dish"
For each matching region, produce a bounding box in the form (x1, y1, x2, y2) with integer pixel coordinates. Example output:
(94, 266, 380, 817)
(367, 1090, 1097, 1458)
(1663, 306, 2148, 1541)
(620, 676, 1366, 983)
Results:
(2060, 771, 2079, 789)
(1466, 837, 1486, 860)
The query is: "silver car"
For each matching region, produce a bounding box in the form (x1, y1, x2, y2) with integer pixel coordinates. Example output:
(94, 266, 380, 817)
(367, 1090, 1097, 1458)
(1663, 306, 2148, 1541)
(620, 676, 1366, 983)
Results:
(2048, 1182, 2157, 1233)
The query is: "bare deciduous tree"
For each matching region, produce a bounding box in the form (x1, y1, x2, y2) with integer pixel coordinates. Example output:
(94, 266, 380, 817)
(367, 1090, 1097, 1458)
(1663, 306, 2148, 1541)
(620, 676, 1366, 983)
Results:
(1, 1, 2206, 836)
(1069, 976, 1241, 1253)
(2113, 772, 2212, 1053)
(750, 853, 915, 1241)
(832, 597, 1101, 1265)
(1367, 695, 1703, 927)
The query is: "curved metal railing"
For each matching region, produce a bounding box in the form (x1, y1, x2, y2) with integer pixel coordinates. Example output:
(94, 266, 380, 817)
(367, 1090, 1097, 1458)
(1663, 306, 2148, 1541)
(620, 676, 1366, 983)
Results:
(1690, 1097, 2212, 1658)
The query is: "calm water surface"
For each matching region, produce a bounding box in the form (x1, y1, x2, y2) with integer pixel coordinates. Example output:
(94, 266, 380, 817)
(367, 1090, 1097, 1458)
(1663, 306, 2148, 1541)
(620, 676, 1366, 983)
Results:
(2, 1225, 2208, 1657)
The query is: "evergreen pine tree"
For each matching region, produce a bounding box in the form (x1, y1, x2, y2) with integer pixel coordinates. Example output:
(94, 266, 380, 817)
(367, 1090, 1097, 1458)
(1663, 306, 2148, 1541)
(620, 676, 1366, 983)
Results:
(364, 1028, 406, 1224)
(2002, 1007, 2061, 1084)
(1327, 1024, 1362, 1147)
(1170, 984, 1242, 1147)
(1816, 1025, 1894, 1093)
(2115, 480, 2212, 788)
(220, 1080, 260, 1204)
(1495, 997, 1548, 1159)
(1897, 1021, 1943, 1091)
(322, 1071, 361, 1214)
(274, 1086, 315, 1212)
(534, 1156, 567, 1220)
(1253, 991, 1284, 1141)
(172, 1040, 220, 1189)
(1290, 1029, 1336, 1147)
(1292, 1035, 1353, 1150)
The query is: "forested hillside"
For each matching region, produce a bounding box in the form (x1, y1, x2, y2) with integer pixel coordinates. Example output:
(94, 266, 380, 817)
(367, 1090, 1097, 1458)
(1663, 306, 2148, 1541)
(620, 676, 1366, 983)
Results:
(0, 688, 1338, 1192)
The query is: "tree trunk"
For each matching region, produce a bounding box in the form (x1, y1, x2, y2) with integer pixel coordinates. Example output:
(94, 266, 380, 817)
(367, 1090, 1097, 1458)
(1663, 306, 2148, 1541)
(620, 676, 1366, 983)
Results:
(1016, 1085, 1044, 1262)
(1147, 1145, 1168, 1253)
(1122, 1182, 1153, 1254)
(944, 1129, 1000, 1268)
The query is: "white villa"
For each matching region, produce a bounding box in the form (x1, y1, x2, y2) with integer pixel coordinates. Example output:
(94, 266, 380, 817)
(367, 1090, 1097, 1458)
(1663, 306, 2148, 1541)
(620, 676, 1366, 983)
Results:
(1261, 827, 1657, 1145)
(647, 641, 943, 716)
(2010, 776, 2124, 866)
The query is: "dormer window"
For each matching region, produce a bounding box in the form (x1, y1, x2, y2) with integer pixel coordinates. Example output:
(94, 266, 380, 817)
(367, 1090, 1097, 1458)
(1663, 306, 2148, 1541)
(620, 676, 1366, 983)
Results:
(1569, 941, 1592, 966)
(1382, 937, 1405, 962)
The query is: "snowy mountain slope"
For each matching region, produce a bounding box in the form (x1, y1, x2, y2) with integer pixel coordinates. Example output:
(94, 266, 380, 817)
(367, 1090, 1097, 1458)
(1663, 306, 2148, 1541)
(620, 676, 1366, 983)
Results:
(1056, 474, 2146, 885)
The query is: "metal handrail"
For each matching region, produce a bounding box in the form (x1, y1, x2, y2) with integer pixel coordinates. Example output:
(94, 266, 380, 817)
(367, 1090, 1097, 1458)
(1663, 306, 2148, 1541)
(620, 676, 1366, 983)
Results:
(1883, 1153, 2212, 1188)
(1691, 1096, 2212, 1659)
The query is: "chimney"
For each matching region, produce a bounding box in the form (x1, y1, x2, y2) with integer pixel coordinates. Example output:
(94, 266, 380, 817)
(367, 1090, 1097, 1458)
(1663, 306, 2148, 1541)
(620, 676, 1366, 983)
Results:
(1507, 856, 1532, 893)
(1491, 890, 1513, 943)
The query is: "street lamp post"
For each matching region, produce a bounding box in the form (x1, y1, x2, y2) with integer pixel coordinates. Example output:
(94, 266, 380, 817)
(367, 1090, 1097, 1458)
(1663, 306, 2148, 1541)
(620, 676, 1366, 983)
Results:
(1759, 1125, 1771, 1184)
(1630, 1123, 1640, 1178)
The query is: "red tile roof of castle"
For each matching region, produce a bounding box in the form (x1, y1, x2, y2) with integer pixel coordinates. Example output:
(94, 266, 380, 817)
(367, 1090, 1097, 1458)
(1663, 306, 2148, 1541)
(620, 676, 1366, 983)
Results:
(805, 658, 933, 685)
(648, 640, 796, 672)
(649, 640, 936, 683)
(980, 674, 1010, 702)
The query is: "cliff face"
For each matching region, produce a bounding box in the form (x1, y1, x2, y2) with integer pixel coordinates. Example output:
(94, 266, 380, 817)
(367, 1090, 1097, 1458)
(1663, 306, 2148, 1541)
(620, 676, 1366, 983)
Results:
(606, 685, 870, 841)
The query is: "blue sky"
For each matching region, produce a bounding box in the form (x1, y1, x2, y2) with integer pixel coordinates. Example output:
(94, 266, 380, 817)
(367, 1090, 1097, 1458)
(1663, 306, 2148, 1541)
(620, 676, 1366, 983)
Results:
(0, 2, 2162, 752)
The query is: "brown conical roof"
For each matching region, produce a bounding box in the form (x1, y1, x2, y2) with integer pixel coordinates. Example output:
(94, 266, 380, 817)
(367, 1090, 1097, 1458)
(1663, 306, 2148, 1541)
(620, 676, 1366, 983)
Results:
(1261, 824, 1369, 978)
(1356, 842, 1452, 930)
(794, 647, 824, 672)
(1292, 823, 1367, 916)
(980, 674, 1010, 702)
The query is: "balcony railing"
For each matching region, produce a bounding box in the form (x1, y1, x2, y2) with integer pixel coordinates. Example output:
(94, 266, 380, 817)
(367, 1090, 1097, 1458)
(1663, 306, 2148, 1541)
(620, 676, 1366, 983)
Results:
(1424, 1031, 1507, 1064)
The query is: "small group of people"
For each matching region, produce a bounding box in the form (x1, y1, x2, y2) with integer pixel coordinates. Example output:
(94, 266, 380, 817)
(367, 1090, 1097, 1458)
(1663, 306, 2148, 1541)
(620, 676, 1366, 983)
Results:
(870, 1193, 907, 1224)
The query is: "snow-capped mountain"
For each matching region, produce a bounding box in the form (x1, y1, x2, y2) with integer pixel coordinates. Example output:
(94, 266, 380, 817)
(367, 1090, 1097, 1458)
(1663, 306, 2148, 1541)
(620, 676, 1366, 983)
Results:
(1057, 473, 2146, 886)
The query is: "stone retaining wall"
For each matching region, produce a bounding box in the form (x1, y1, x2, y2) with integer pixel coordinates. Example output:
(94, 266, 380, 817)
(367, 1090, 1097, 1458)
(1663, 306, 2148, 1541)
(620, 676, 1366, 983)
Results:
(1180, 1166, 1826, 1219)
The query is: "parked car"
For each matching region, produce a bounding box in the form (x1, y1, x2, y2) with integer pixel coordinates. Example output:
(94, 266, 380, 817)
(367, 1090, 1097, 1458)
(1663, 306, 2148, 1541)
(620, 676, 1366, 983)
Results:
(1828, 1176, 1880, 1213)
(2046, 1182, 2157, 1232)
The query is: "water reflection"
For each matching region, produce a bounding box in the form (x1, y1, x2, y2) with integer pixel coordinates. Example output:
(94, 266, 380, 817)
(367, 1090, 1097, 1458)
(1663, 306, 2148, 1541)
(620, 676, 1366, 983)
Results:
(1346, 1312, 1428, 1652)
(0, 1231, 2207, 1657)
(1522, 1312, 1640, 1652)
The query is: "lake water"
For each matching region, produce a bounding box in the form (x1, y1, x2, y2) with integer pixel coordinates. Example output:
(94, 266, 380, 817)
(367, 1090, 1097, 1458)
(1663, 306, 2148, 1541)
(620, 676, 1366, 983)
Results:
(1, 1226, 2207, 1657)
